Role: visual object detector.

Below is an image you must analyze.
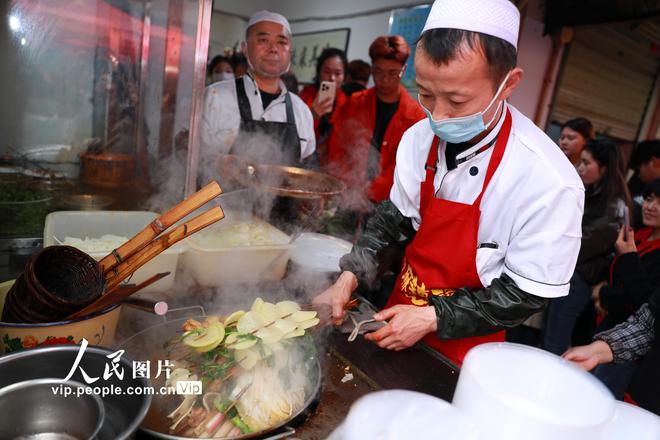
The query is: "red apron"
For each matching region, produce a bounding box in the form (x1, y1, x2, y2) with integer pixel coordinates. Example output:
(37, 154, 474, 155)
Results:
(385, 110, 512, 366)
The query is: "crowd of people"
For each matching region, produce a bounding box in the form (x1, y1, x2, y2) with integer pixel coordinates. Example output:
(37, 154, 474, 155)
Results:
(199, 0, 660, 416)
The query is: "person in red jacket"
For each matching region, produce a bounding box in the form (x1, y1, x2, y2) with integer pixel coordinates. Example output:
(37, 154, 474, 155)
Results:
(324, 35, 425, 206)
(299, 48, 349, 160)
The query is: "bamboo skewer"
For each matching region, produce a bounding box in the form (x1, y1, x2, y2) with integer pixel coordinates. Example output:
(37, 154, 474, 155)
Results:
(104, 207, 224, 291)
(66, 272, 170, 320)
(100, 181, 223, 274)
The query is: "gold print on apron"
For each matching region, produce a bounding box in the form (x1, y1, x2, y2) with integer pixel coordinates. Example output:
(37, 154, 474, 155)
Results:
(400, 261, 456, 306)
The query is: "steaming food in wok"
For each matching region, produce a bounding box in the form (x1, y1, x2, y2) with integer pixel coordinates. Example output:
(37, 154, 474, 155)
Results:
(155, 298, 320, 438)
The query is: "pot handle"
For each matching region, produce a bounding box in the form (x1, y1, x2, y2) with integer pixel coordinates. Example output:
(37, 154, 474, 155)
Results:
(162, 305, 207, 321)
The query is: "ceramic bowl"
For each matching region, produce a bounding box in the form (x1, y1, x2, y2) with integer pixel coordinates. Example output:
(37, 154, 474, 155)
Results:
(0, 279, 121, 354)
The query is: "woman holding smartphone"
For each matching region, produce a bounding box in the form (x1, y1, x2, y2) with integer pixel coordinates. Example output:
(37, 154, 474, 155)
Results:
(579, 179, 660, 399)
(543, 138, 631, 355)
(299, 48, 349, 156)
(594, 179, 660, 330)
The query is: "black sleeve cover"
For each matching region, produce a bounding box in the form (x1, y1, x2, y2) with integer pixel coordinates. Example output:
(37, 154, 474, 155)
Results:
(339, 202, 547, 338)
(429, 273, 549, 339)
(339, 200, 416, 297)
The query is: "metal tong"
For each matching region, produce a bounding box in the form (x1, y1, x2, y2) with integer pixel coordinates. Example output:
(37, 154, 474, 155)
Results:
(347, 315, 378, 342)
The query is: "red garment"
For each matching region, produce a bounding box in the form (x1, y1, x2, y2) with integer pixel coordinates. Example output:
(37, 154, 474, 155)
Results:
(385, 110, 513, 366)
(324, 85, 425, 202)
(609, 227, 660, 284)
(299, 84, 348, 144)
(635, 227, 660, 256)
(623, 393, 639, 406)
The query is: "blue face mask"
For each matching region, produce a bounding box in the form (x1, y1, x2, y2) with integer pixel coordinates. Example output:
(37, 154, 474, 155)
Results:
(419, 72, 510, 143)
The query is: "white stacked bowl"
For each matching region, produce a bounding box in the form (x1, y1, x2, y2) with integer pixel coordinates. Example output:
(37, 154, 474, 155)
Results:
(452, 342, 616, 440)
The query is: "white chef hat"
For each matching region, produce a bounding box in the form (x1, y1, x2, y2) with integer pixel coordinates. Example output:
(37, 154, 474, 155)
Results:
(246, 10, 292, 36)
(421, 0, 520, 49)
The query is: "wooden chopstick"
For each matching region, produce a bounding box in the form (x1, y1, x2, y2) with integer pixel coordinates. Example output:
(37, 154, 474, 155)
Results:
(100, 181, 223, 274)
(66, 272, 170, 320)
(104, 206, 224, 291)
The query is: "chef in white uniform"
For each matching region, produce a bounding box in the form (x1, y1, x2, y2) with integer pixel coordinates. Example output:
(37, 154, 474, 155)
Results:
(315, 0, 584, 365)
(200, 11, 315, 167)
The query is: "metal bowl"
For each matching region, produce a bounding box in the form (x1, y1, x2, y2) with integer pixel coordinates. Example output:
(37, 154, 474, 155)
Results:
(60, 194, 114, 210)
(0, 345, 152, 440)
(0, 378, 105, 440)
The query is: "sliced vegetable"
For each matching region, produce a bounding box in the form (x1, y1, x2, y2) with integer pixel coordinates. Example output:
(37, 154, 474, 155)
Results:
(283, 327, 305, 339)
(271, 318, 298, 335)
(290, 310, 318, 323)
(254, 326, 284, 345)
(237, 311, 262, 334)
(235, 348, 259, 370)
(275, 300, 300, 317)
(224, 310, 245, 327)
(251, 297, 264, 313)
(183, 323, 224, 352)
(297, 317, 320, 330)
(227, 337, 258, 350)
(256, 302, 278, 325)
(224, 333, 239, 345)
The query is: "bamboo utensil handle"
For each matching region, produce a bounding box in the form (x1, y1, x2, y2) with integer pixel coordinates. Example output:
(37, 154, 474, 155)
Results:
(100, 181, 223, 273)
(66, 272, 170, 320)
(121, 297, 169, 316)
(104, 206, 224, 291)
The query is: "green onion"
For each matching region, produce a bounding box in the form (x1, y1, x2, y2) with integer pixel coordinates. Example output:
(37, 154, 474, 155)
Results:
(231, 416, 251, 434)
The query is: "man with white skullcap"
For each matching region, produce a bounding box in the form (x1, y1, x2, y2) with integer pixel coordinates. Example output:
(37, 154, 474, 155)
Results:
(315, 0, 584, 365)
(200, 10, 314, 168)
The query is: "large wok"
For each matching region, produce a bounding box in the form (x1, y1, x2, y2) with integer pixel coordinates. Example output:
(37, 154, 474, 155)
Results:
(117, 316, 322, 440)
(218, 155, 346, 200)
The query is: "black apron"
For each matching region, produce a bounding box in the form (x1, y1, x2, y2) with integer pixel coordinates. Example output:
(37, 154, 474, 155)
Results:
(228, 77, 304, 230)
(229, 77, 301, 166)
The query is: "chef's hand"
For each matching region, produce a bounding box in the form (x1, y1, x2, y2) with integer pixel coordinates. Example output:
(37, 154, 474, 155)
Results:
(364, 305, 437, 351)
(562, 340, 613, 371)
(312, 271, 358, 325)
(311, 95, 333, 119)
(615, 225, 636, 255)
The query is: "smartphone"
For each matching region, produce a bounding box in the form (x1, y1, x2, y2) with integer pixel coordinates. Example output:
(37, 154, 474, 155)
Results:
(623, 205, 630, 240)
(318, 80, 336, 107)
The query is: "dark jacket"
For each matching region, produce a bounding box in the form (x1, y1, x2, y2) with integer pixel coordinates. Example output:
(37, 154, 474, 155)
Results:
(575, 187, 623, 285)
(628, 287, 660, 415)
(599, 227, 660, 330)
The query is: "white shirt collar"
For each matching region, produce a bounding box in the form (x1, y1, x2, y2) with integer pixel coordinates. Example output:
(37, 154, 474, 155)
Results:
(244, 72, 288, 101)
(454, 102, 508, 162)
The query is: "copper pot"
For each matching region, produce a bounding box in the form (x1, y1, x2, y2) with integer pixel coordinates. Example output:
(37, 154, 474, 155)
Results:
(80, 153, 136, 188)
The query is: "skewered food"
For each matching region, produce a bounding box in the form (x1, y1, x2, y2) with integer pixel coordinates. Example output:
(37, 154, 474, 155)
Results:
(160, 298, 319, 438)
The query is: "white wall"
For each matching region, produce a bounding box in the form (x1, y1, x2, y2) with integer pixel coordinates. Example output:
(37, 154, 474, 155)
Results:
(508, 16, 553, 119)
(212, 0, 424, 61)
(211, 0, 555, 119)
(208, 12, 246, 58)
